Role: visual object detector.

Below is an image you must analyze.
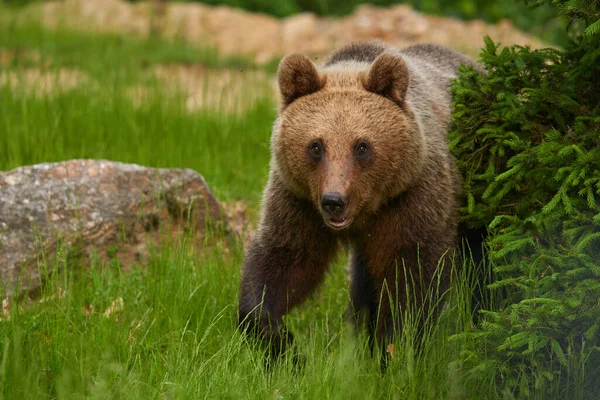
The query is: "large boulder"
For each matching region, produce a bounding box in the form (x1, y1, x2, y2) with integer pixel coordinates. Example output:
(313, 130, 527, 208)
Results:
(0, 160, 224, 295)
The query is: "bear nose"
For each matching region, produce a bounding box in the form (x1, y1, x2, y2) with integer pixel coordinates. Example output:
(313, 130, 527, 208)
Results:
(321, 193, 347, 217)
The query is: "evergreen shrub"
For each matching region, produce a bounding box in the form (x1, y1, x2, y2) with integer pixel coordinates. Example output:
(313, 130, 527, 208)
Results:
(449, 0, 600, 397)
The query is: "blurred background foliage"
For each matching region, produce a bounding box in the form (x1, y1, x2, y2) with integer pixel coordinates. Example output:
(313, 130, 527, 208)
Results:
(0, 0, 568, 45)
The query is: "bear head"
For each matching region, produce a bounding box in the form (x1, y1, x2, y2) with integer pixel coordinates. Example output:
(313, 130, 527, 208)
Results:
(272, 52, 426, 231)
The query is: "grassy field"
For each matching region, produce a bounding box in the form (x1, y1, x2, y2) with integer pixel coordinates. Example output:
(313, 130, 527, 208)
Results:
(0, 11, 493, 400)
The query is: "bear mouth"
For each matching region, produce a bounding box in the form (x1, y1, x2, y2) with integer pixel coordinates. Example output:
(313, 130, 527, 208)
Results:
(325, 216, 352, 230)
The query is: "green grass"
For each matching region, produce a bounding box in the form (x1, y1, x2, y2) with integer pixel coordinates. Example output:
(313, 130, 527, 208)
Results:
(0, 83, 274, 203)
(0, 9, 274, 203)
(0, 236, 482, 399)
(0, 12, 494, 400)
(0, 14, 255, 82)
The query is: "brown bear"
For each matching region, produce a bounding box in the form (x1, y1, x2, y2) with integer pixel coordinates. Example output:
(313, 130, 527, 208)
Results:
(238, 41, 478, 365)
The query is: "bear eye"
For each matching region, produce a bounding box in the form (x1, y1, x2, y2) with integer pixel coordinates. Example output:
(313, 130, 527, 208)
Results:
(355, 142, 369, 158)
(309, 141, 323, 159)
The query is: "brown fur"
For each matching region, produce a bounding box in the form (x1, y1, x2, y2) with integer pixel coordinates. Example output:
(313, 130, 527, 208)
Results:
(361, 52, 410, 103)
(323, 41, 386, 66)
(239, 41, 480, 364)
(278, 54, 327, 107)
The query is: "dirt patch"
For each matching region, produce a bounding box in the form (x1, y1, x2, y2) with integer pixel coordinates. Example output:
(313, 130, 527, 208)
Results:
(36, 0, 154, 36)
(4, 1, 551, 108)
(0, 67, 91, 94)
(1, 62, 273, 113)
(152, 64, 273, 112)
(3, 2, 552, 111)
(24, 0, 549, 63)
(0, 49, 43, 67)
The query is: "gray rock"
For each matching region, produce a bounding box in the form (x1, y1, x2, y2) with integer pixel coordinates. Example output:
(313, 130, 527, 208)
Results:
(0, 160, 224, 295)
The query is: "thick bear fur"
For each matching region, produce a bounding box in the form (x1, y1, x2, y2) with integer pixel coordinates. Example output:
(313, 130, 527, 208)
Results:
(238, 41, 480, 363)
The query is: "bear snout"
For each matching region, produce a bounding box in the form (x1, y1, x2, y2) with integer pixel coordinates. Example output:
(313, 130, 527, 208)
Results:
(320, 193, 347, 217)
(320, 193, 353, 230)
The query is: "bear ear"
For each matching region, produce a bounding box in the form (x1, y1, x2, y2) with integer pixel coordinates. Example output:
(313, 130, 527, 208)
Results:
(362, 53, 409, 104)
(278, 54, 325, 107)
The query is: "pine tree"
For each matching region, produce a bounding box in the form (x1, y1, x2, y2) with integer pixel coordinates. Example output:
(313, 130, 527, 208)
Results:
(449, 0, 600, 397)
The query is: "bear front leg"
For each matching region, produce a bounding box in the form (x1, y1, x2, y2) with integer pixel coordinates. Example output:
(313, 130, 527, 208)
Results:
(347, 251, 377, 353)
(239, 240, 335, 358)
(238, 176, 338, 360)
(366, 244, 431, 371)
(370, 244, 452, 371)
(372, 270, 402, 372)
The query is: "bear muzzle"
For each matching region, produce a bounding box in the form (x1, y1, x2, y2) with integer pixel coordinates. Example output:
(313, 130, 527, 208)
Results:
(320, 193, 353, 230)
